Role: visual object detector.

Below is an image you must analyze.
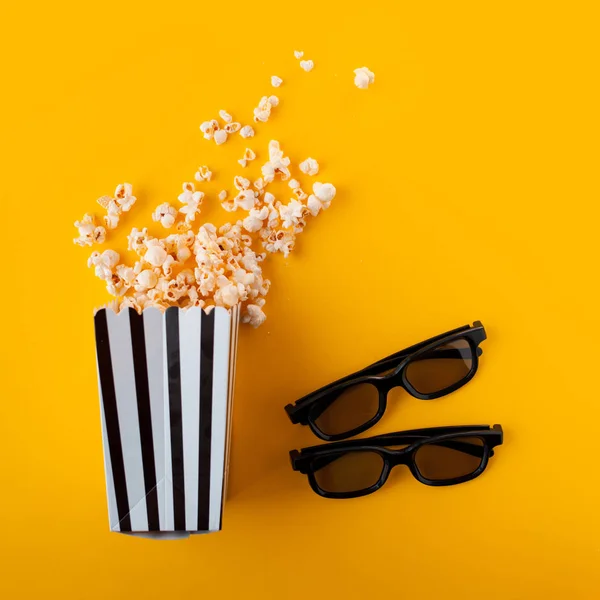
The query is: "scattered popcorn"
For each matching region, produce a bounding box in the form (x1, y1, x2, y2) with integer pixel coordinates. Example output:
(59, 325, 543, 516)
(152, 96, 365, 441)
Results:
(243, 206, 269, 233)
(238, 148, 256, 168)
(88, 249, 120, 281)
(239, 125, 255, 138)
(73, 214, 106, 247)
(135, 269, 158, 291)
(214, 129, 228, 145)
(144, 245, 168, 267)
(242, 304, 267, 328)
(253, 178, 265, 194)
(179, 198, 202, 223)
(263, 229, 296, 258)
(300, 60, 314, 72)
(97, 196, 122, 230)
(261, 140, 291, 182)
(114, 183, 136, 212)
(152, 202, 178, 228)
(354, 66, 375, 90)
(299, 157, 319, 175)
(307, 182, 337, 215)
(279, 199, 307, 229)
(292, 186, 308, 201)
(224, 122, 241, 134)
(294, 50, 304, 59)
(194, 165, 212, 182)
(253, 96, 278, 123)
(200, 119, 220, 140)
(313, 182, 337, 204)
(234, 176, 251, 191)
(219, 110, 233, 123)
(75, 73, 339, 327)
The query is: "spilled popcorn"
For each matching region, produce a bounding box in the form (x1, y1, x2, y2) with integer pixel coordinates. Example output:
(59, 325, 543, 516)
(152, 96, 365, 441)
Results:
(74, 54, 340, 327)
(354, 67, 375, 89)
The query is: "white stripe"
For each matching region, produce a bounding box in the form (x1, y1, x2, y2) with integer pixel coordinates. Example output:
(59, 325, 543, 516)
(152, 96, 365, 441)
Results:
(98, 383, 120, 531)
(106, 309, 148, 532)
(179, 307, 202, 531)
(208, 307, 232, 531)
(143, 308, 166, 530)
(223, 305, 240, 502)
(162, 313, 174, 531)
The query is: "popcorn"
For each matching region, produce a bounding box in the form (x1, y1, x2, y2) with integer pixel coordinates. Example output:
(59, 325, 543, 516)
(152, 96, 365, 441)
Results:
(88, 249, 120, 281)
(242, 304, 267, 328)
(242, 206, 269, 233)
(135, 269, 158, 291)
(292, 187, 308, 201)
(152, 202, 178, 228)
(194, 165, 212, 182)
(263, 229, 296, 257)
(97, 193, 124, 231)
(214, 129, 228, 145)
(313, 182, 337, 204)
(306, 182, 336, 216)
(224, 122, 241, 134)
(253, 178, 265, 194)
(299, 157, 319, 175)
(127, 227, 151, 253)
(114, 183, 136, 212)
(354, 66, 375, 89)
(261, 140, 291, 182)
(253, 96, 278, 123)
(219, 110, 233, 123)
(75, 70, 340, 327)
(294, 50, 304, 59)
(234, 176, 251, 191)
(279, 199, 307, 229)
(239, 125, 255, 138)
(74, 214, 106, 247)
(179, 196, 202, 223)
(234, 190, 257, 210)
(200, 119, 220, 140)
(237, 148, 256, 168)
(144, 245, 168, 267)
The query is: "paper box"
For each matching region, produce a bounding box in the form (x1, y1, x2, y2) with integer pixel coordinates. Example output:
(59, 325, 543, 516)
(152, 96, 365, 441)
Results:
(94, 305, 239, 539)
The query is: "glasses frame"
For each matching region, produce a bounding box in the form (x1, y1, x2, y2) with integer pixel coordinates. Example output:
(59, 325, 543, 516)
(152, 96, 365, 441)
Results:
(290, 424, 503, 499)
(285, 321, 487, 441)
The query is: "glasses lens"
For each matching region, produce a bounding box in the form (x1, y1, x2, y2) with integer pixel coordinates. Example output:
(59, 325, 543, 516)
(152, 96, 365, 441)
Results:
(405, 338, 474, 395)
(311, 383, 380, 436)
(312, 451, 385, 494)
(414, 436, 485, 482)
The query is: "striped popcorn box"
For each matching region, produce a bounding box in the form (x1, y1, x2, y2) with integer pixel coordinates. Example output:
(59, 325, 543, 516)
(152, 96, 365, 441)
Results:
(94, 305, 240, 539)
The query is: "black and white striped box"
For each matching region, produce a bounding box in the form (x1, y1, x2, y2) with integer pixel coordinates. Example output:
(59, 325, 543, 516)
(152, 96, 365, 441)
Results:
(94, 305, 240, 539)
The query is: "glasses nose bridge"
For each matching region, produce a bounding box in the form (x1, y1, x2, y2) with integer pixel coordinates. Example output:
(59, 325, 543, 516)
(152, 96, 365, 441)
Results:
(387, 448, 412, 468)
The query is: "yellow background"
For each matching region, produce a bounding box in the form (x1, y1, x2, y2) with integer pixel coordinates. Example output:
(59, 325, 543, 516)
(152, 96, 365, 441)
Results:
(1, 1, 599, 598)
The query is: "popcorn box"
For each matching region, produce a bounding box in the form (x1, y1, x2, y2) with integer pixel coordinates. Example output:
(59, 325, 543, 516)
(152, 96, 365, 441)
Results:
(94, 305, 239, 539)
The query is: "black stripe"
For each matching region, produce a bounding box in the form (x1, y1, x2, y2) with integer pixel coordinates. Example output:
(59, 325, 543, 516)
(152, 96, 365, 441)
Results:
(166, 308, 186, 531)
(128, 309, 160, 531)
(95, 310, 131, 532)
(198, 309, 215, 531)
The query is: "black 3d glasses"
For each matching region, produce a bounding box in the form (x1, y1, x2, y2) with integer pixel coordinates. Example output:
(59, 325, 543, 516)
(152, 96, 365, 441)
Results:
(290, 425, 503, 499)
(285, 322, 486, 441)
